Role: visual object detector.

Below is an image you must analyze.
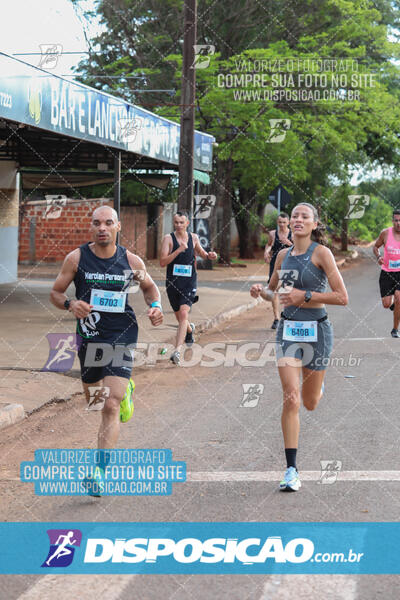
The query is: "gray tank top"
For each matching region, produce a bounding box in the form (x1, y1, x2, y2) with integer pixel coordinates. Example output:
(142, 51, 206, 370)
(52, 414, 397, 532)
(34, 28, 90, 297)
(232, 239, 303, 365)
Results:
(280, 241, 328, 320)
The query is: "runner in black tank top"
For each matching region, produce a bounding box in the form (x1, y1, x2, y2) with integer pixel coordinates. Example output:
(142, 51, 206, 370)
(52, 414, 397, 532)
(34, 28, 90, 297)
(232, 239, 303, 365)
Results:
(50, 206, 163, 495)
(160, 211, 217, 365)
(74, 241, 138, 347)
(264, 213, 292, 329)
(166, 231, 197, 307)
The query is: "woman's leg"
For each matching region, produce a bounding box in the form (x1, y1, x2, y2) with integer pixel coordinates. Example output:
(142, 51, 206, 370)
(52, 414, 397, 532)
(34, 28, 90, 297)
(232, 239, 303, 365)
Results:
(278, 364, 302, 449)
(301, 367, 326, 411)
(278, 363, 302, 490)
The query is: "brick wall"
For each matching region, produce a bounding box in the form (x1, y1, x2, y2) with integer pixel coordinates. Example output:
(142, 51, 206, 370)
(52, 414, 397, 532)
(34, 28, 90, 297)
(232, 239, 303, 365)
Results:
(18, 198, 149, 263)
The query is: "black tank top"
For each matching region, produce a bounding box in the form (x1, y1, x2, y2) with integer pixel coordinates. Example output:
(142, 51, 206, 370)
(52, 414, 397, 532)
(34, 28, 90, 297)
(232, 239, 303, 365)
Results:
(271, 226, 292, 259)
(166, 232, 197, 291)
(74, 242, 138, 344)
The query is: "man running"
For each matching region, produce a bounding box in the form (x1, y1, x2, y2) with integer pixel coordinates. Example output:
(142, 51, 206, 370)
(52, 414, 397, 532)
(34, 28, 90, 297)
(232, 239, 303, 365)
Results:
(264, 212, 293, 329)
(374, 209, 400, 337)
(50, 206, 163, 494)
(160, 210, 217, 365)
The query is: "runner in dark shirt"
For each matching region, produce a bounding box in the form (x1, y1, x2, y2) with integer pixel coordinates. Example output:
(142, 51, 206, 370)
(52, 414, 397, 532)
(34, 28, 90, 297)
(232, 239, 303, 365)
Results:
(160, 211, 217, 365)
(50, 206, 163, 495)
(264, 212, 292, 329)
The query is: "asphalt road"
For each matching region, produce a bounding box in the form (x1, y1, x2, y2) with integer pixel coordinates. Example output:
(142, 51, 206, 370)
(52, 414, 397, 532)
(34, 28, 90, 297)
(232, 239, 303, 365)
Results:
(1, 249, 400, 598)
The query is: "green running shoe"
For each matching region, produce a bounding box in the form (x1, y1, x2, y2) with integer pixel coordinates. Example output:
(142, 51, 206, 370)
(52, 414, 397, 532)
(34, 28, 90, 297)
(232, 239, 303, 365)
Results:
(120, 378, 135, 423)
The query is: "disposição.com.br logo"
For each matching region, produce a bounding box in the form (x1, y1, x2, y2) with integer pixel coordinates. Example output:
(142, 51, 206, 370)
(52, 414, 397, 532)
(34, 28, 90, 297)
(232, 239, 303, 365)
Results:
(41, 529, 82, 568)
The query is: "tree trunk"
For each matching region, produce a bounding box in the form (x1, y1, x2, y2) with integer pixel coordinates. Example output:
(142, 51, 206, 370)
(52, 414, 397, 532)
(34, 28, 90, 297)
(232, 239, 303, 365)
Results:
(210, 158, 223, 254)
(233, 187, 262, 259)
(234, 187, 255, 258)
(251, 200, 266, 253)
(218, 158, 233, 265)
(341, 216, 348, 251)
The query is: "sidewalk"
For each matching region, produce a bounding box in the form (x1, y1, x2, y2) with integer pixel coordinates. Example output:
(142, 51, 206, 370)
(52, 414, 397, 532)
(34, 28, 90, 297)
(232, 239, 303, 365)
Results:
(1, 253, 356, 430)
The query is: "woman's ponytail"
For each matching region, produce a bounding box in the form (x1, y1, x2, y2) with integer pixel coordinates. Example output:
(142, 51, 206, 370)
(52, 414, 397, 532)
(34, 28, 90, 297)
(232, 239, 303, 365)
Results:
(311, 221, 328, 246)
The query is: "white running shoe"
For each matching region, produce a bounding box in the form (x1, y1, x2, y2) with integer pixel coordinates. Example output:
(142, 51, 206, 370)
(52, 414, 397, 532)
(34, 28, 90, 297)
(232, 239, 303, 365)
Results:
(170, 350, 181, 365)
(279, 466, 301, 492)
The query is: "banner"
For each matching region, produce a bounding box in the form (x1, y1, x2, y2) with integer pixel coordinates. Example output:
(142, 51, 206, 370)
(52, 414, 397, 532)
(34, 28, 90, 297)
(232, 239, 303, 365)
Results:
(0, 522, 398, 574)
(0, 52, 214, 171)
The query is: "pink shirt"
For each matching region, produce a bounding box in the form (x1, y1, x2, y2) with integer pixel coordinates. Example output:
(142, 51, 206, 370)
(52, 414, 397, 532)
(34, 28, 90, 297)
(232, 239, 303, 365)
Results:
(382, 227, 400, 272)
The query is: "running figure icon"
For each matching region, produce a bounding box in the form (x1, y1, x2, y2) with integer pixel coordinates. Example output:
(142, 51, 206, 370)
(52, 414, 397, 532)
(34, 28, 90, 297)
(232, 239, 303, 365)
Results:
(45, 531, 77, 566)
(44, 335, 77, 370)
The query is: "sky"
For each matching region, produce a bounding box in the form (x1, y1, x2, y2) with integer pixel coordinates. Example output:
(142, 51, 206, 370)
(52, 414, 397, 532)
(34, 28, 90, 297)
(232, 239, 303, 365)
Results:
(0, 0, 100, 77)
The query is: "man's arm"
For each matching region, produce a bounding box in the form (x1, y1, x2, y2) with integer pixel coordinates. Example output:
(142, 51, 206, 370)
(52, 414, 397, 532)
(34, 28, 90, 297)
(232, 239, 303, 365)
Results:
(250, 247, 289, 300)
(373, 229, 387, 264)
(192, 233, 217, 260)
(264, 230, 275, 262)
(159, 234, 185, 267)
(50, 249, 92, 319)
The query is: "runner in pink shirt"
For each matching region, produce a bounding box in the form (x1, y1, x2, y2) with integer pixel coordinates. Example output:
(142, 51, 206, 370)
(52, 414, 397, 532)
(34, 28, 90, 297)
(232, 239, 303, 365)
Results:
(374, 210, 400, 337)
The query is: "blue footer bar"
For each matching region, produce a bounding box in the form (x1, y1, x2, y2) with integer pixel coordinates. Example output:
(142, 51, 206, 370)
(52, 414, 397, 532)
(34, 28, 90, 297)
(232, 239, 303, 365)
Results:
(0, 522, 397, 574)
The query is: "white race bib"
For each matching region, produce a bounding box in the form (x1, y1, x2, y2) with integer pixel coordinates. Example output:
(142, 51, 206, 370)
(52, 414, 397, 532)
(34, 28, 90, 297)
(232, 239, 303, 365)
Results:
(173, 264, 192, 277)
(90, 289, 127, 313)
(389, 259, 400, 270)
(282, 320, 318, 342)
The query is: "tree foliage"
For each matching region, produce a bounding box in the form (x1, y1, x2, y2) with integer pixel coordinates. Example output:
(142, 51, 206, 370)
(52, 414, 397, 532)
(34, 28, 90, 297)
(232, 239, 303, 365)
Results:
(71, 0, 400, 256)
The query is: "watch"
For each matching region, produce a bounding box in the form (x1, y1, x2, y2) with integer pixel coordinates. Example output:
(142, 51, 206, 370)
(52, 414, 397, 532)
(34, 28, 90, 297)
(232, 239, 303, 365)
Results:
(304, 290, 312, 303)
(64, 299, 71, 310)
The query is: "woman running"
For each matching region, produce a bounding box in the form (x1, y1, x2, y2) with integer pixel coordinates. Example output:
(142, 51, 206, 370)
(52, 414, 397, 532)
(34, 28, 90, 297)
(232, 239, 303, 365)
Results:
(250, 203, 348, 491)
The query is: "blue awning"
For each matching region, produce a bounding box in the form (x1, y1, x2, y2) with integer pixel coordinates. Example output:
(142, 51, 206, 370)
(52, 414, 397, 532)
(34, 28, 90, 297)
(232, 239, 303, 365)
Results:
(0, 52, 214, 172)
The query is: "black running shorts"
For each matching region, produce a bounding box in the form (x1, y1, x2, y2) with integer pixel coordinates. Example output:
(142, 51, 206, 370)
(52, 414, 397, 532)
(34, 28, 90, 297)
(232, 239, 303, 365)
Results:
(166, 286, 198, 312)
(78, 341, 134, 383)
(379, 269, 400, 298)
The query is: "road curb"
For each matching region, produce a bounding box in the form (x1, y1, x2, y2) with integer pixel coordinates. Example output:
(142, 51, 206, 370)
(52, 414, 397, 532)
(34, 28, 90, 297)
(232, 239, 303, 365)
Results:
(195, 297, 262, 334)
(0, 404, 25, 431)
(155, 297, 263, 359)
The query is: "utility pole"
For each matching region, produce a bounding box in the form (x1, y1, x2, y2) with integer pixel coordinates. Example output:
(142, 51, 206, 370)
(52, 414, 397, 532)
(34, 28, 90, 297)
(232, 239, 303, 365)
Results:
(114, 151, 121, 244)
(177, 0, 197, 218)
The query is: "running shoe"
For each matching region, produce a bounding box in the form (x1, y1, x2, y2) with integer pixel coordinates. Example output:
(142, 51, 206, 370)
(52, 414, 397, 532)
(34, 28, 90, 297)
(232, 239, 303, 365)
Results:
(119, 378, 135, 423)
(271, 319, 279, 330)
(83, 466, 105, 497)
(279, 466, 301, 492)
(185, 323, 196, 346)
(391, 328, 400, 338)
(170, 350, 181, 365)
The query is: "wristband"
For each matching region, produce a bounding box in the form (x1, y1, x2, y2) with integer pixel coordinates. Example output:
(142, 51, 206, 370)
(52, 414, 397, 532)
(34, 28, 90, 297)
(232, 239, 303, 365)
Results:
(150, 301, 163, 311)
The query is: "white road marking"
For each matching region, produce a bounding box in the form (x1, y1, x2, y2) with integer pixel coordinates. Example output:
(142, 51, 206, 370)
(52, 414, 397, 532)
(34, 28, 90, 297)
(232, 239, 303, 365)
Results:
(187, 470, 400, 482)
(17, 574, 136, 600)
(260, 575, 357, 600)
(3, 470, 400, 483)
(338, 337, 385, 341)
